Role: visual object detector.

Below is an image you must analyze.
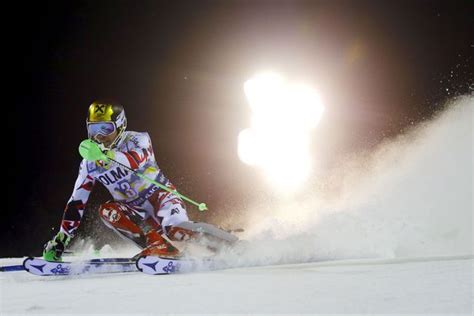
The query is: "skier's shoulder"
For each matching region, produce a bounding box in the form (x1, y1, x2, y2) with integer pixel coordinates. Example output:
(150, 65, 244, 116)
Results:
(120, 131, 151, 147)
(123, 130, 150, 139)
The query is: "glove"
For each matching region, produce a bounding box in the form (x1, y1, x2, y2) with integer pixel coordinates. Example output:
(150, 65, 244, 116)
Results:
(99, 149, 116, 169)
(104, 149, 116, 162)
(43, 231, 71, 262)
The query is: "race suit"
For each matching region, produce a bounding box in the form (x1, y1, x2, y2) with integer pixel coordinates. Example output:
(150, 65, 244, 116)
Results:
(59, 131, 188, 238)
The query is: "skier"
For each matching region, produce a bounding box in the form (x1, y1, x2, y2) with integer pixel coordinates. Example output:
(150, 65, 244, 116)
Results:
(43, 100, 234, 262)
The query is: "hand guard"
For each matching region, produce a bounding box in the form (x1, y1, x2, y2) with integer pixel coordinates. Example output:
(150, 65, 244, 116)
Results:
(43, 232, 71, 262)
(79, 139, 115, 164)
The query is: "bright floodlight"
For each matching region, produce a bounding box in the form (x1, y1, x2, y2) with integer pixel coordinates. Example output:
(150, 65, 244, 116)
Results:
(238, 72, 324, 192)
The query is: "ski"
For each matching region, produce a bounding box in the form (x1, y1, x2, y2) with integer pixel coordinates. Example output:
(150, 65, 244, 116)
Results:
(23, 257, 138, 276)
(0, 264, 24, 272)
(22, 255, 225, 276)
(136, 255, 222, 275)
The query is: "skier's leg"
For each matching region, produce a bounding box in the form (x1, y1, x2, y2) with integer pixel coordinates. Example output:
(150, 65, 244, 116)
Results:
(98, 201, 178, 257)
(98, 201, 145, 247)
(154, 193, 238, 244)
(172, 221, 239, 243)
(153, 192, 194, 241)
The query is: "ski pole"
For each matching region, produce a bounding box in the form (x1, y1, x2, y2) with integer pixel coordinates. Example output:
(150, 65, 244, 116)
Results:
(78, 139, 208, 211)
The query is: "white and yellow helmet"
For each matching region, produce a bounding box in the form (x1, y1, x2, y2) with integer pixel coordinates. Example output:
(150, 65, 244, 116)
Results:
(86, 100, 127, 147)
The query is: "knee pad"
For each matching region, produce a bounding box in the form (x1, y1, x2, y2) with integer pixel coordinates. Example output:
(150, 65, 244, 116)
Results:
(98, 202, 142, 235)
(99, 202, 129, 224)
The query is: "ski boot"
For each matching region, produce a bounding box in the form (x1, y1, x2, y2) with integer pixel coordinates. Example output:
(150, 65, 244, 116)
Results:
(133, 230, 181, 260)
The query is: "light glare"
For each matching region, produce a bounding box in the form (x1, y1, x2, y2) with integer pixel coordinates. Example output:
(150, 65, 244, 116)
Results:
(238, 72, 325, 192)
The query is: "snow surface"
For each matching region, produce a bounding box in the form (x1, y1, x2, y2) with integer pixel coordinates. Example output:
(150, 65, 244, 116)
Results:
(0, 256, 472, 314)
(2, 96, 473, 315)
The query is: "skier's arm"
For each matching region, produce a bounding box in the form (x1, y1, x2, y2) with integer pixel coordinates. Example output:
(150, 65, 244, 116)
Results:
(59, 160, 95, 237)
(44, 160, 95, 261)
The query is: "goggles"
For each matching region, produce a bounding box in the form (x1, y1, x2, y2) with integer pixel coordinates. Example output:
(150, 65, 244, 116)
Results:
(87, 122, 116, 138)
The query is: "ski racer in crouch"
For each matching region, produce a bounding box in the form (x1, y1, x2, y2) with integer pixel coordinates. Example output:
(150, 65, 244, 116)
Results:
(43, 100, 237, 262)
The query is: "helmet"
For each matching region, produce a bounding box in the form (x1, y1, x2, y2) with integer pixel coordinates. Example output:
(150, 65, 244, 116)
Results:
(86, 100, 127, 147)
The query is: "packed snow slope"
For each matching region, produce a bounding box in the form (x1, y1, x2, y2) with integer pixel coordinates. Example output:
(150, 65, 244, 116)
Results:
(0, 256, 472, 314)
(1, 96, 472, 314)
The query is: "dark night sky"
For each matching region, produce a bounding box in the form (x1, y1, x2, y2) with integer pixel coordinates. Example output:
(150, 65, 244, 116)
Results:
(8, 0, 473, 257)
